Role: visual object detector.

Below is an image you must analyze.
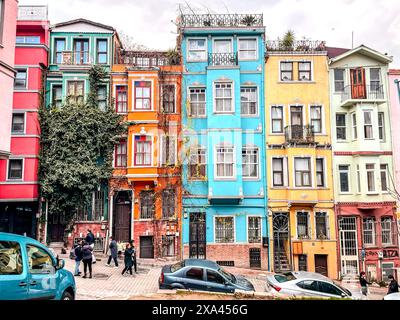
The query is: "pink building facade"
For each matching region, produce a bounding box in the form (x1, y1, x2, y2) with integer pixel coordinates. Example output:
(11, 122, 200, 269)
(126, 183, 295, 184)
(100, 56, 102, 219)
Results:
(389, 70, 400, 196)
(0, 0, 18, 158)
(0, 5, 49, 237)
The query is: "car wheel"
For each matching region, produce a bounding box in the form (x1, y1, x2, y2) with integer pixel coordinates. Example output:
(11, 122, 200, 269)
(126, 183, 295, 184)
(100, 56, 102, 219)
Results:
(61, 291, 74, 300)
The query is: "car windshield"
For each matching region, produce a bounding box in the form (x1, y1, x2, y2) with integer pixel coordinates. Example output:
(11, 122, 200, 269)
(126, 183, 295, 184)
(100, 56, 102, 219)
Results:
(274, 272, 296, 283)
(170, 261, 185, 273)
(337, 284, 352, 296)
(219, 268, 235, 283)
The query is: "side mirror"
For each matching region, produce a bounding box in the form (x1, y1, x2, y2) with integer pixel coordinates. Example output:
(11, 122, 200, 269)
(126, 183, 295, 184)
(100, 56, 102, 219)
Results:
(341, 292, 347, 298)
(56, 259, 65, 270)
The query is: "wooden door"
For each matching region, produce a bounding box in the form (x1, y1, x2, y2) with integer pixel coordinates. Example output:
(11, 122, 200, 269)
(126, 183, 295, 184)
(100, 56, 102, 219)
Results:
(114, 203, 130, 242)
(350, 68, 366, 99)
(315, 254, 328, 277)
(140, 236, 154, 258)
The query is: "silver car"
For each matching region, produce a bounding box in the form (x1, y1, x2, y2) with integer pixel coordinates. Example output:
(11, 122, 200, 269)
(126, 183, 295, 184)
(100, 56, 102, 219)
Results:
(383, 292, 400, 300)
(266, 271, 360, 300)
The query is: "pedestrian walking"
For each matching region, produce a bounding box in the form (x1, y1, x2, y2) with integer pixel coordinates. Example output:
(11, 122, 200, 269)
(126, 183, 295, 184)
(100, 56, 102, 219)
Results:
(387, 275, 399, 294)
(106, 236, 118, 267)
(73, 240, 84, 276)
(131, 242, 137, 273)
(85, 229, 96, 264)
(82, 241, 93, 279)
(359, 271, 371, 299)
(121, 243, 134, 276)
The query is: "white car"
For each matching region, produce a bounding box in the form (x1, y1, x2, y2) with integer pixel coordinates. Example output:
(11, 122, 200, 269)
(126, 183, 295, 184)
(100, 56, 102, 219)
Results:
(383, 292, 400, 300)
(266, 271, 361, 300)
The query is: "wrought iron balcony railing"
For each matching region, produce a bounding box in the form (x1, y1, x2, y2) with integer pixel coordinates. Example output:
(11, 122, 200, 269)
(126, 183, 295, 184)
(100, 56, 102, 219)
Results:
(284, 125, 315, 144)
(208, 52, 238, 66)
(178, 14, 263, 28)
(114, 50, 180, 67)
(340, 85, 385, 105)
(266, 40, 326, 53)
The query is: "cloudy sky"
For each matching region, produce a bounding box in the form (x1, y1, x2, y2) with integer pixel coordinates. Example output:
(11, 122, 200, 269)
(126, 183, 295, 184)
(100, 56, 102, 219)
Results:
(19, 0, 400, 67)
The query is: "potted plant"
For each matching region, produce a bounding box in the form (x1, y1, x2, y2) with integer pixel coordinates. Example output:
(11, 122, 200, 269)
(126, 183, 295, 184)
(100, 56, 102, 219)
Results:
(166, 49, 180, 65)
(241, 15, 257, 26)
(282, 30, 295, 51)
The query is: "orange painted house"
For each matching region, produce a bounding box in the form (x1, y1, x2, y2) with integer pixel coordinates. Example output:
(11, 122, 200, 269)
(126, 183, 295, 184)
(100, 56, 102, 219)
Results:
(110, 51, 182, 259)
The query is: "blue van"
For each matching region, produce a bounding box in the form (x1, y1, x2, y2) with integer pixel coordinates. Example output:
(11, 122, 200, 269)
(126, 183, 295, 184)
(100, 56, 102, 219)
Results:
(0, 232, 76, 300)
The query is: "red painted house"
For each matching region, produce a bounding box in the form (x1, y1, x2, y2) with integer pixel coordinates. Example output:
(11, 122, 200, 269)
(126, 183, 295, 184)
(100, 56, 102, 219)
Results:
(0, 6, 49, 238)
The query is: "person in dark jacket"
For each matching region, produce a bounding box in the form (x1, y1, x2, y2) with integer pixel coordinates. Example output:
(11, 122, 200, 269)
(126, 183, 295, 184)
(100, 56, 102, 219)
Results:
(121, 243, 134, 276)
(82, 242, 93, 278)
(106, 236, 118, 267)
(359, 271, 371, 299)
(74, 240, 84, 276)
(85, 229, 96, 264)
(387, 275, 399, 294)
(129, 240, 137, 273)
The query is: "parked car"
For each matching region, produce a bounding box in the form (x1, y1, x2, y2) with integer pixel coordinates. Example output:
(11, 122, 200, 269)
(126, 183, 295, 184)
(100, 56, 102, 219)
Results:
(159, 259, 255, 293)
(266, 271, 360, 299)
(0, 232, 76, 300)
(383, 292, 400, 300)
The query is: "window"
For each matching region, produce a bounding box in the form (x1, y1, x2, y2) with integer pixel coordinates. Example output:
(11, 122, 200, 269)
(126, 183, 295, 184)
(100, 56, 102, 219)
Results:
(14, 69, 27, 89)
(52, 85, 62, 107)
(189, 147, 206, 179)
(336, 114, 346, 140)
(162, 189, 175, 219)
(378, 112, 385, 141)
(162, 235, 175, 257)
(356, 165, 361, 193)
(240, 87, 257, 116)
(380, 164, 388, 192)
(54, 38, 66, 64)
(242, 148, 258, 178)
(207, 270, 225, 284)
(114, 140, 127, 168)
(16, 36, 40, 44)
(67, 81, 84, 104)
(214, 82, 233, 113)
(11, 114, 24, 134)
(334, 69, 345, 92)
(116, 86, 127, 113)
(97, 85, 107, 111)
(351, 113, 357, 139)
(134, 81, 151, 110)
(214, 39, 232, 54)
(93, 190, 104, 221)
(187, 38, 207, 61)
(280, 62, 293, 81)
(363, 218, 375, 246)
(0, 241, 23, 275)
(366, 164, 375, 192)
(140, 191, 155, 219)
(297, 280, 319, 292)
(26, 245, 54, 274)
(381, 217, 393, 245)
(316, 212, 328, 239)
(370, 68, 381, 91)
(73, 39, 89, 64)
(216, 146, 234, 178)
(294, 158, 311, 187)
(215, 217, 234, 243)
(298, 62, 311, 81)
(363, 111, 373, 139)
(162, 84, 175, 113)
(8, 159, 23, 180)
(272, 158, 284, 187)
(189, 87, 206, 117)
(96, 39, 108, 64)
(161, 135, 176, 166)
(134, 136, 152, 166)
(186, 267, 204, 280)
(339, 165, 350, 192)
(271, 106, 284, 133)
(248, 216, 261, 243)
(297, 212, 310, 239)
(238, 38, 257, 60)
(316, 158, 325, 187)
(318, 282, 343, 296)
(310, 106, 322, 133)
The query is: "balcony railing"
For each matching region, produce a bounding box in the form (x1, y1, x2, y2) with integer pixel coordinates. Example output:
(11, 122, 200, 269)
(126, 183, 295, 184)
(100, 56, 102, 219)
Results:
(60, 51, 91, 65)
(340, 85, 384, 106)
(266, 40, 326, 53)
(115, 50, 180, 67)
(208, 53, 238, 66)
(178, 14, 263, 28)
(284, 125, 315, 144)
(18, 5, 48, 21)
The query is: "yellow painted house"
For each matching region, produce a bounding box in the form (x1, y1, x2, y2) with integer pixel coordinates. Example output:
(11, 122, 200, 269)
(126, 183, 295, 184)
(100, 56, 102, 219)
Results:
(265, 40, 338, 279)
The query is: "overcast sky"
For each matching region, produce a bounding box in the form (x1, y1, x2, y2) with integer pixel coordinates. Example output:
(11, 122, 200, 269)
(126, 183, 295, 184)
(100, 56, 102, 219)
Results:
(19, 0, 400, 67)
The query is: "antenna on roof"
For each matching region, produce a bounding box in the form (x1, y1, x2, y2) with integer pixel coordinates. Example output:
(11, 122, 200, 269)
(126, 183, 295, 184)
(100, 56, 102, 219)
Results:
(351, 31, 354, 49)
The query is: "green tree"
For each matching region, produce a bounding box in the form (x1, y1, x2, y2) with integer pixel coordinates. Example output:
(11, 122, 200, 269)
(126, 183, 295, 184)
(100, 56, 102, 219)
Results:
(282, 30, 295, 50)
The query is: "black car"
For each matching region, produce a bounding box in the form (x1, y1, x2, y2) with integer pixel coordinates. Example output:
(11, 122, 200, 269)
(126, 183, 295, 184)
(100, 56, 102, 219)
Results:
(159, 259, 255, 293)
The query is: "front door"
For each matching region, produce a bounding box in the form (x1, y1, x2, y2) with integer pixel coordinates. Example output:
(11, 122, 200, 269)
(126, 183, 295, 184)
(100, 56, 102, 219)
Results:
(140, 236, 154, 258)
(315, 254, 328, 277)
(48, 214, 66, 243)
(338, 217, 359, 276)
(189, 212, 206, 259)
(113, 193, 131, 242)
(350, 68, 366, 99)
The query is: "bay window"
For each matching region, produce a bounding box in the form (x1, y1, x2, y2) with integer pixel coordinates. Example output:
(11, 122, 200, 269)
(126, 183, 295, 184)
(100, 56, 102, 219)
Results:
(294, 158, 311, 187)
(242, 147, 258, 178)
(134, 81, 151, 110)
(134, 136, 152, 166)
(216, 146, 234, 178)
(214, 82, 233, 113)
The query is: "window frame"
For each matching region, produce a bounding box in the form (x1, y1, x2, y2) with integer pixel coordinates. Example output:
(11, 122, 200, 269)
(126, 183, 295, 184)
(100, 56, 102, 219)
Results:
(134, 136, 152, 167)
(247, 216, 262, 243)
(381, 217, 393, 246)
(134, 81, 152, 111)
(272, 157, 285, 187)
(160, 135, 177, 166)
(114, 139, 127, 168)
(53, 38, 66, 64)
(310, 105, 322, 134)
(139, 191, 155, 220)
(315, 212, 329, 240)
(237, 37, 258, 61)
(11, 113, 25, 135)
(334, 68, 345, 92)
(14, 68, 28, 89)
(7, 159, 24, 181)
(0, 241, 23, 275)
(240, 86, 258, 117)
(351, 112, 357, 140)
(380, 164, 388, 192)
(316, 158, 326, 188)
(369, 68, 381, 92)
(66, 80, 85, 105)
(294, 157, 312, 187)
(336, 113, 347, 141)
(162, 189, 176, 219)
(271, 105, 284, 134)
(280, 61, 293, 81)
(96, 38, 108, 64)
(366, 163, 376, 193)
(298, 61, 312, 81)
(213, 81, 234, 114)
(242, 146, 259, 180)
(186, 37, 208, 62)
(362, 217, 376, 247)
(214, 216, 235, 243)
(296, 211, 310, 239)
(378, 112, 385, 141)
(214, 145, 236, 180)
(363, 110, 374, 140)
(188, 146, 207, 180)
(16, 36, 41, 44)
(338, 165, 350, 193)
(115, 85, 128, 114)
(97, 85, 107, 111)
(188, 86, 206, 118)
(51, 84, 63, 108)
(161, 84, 176, 114)
(26, 244, 55, 275)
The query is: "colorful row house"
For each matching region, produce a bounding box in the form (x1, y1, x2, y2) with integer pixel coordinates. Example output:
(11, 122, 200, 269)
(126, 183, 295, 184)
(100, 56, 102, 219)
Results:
(265, 40, 337, 278)
(178, 14, 269, 269)
(110, 50, 182, 259)
(329, 45, 399, 281)
(0, 5, 48, 238)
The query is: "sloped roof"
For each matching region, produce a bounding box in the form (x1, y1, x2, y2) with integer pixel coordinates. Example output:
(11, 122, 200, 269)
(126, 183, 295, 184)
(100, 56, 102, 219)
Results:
(329, 44, 392, 64)
(326, 46, 350, 59)
(51, 18, 115, 31)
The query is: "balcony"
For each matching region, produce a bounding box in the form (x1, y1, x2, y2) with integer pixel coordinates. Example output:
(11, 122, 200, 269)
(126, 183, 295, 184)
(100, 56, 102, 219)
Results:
(340, 85, 385, 107)
(284, 125, 315, 144)
(114, 50, 180, 67)
(58, 51, 92, 69)
(266, 40, 326, 54)
(208, 53, 238, 67)
(178, 14, 263, 28)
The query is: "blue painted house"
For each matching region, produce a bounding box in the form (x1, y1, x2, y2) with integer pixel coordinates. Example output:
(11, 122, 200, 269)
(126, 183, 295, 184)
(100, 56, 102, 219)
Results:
(178, 14, 269, 269)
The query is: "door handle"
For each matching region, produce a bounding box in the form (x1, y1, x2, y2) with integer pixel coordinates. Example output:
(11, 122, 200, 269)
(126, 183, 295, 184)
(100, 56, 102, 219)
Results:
(30, 281, 37, 286)
(19, 282, 28, 287)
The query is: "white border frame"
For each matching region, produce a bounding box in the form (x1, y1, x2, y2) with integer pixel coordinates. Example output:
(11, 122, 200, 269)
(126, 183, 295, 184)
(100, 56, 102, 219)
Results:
(11, 112, 27, 135)
(242, 145, 260, 180)
(132, 134, 154, 167)
(213, 80, 235, 114)
(187, 85, 207, 118)
(237, 36, 259, 61)
(240, 84, 259, 118)
(186, 37, 208, 63)
(6, 158, 25, 182)
(270, 104, 286, 135)
(214, 143, 236, 181)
